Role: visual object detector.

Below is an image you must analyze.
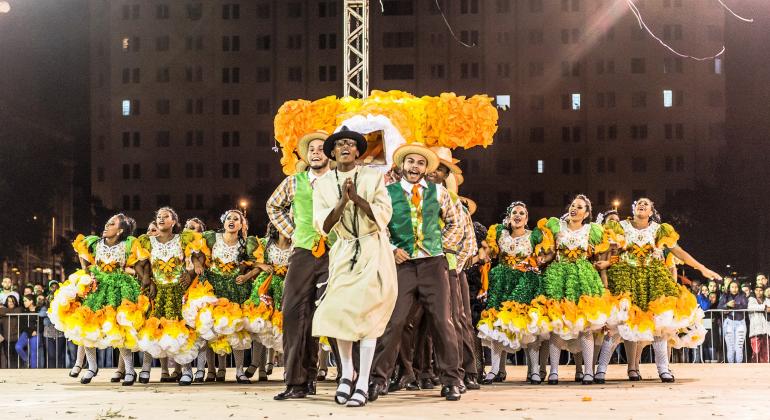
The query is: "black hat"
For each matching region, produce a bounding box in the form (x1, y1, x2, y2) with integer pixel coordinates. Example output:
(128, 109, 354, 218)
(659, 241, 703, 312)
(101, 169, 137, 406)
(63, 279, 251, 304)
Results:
(323, 126, 367, 161)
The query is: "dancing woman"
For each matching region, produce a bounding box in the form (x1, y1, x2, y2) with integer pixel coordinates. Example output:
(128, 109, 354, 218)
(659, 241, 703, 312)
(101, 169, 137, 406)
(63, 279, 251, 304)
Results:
(537, 195, 612, 385)
(477, 201, 548, 384)
(598, 198, 720, 382)
(242, 222, 292, 381)
(184, 209, 261, 383)
(49, 214, 145, 385)
(132, 207, 206, 386)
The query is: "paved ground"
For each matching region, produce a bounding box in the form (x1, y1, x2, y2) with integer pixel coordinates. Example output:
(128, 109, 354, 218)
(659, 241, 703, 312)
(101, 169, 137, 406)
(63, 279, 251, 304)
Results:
(0, 364, 766, 419)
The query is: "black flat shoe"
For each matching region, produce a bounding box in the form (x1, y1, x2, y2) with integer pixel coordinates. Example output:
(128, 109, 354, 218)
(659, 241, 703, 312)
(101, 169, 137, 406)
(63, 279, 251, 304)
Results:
(236, 374, 251, 384)
(581, 373, 594, 385)
(494, 371, 506, 382)
(194, 370, 205, 383)
(122, 372, 136, 386)
(80, 369, 98, 384)
(480, 373, 496, 385)
(529, 373, 543, 385)
(69, 365, 82, 378)
(265, 363, 273, 375)
(205, 371, 216, 382)
(594, 371, 606, 384)
(627, 369, 641, 382)
(110, 371, 125, 383)
(178, 373, 193, 386)
(215, 369, 226, 382)
(244, 365, 258, 379)
(274, 386, 307, 401)
(160, 373, 174, 383)
(335, 378, 354, 405)
(575, 372, 583, 383)
(317, 369, 327, 381)
(138, 370, 150, 384)
(441, 385, 461, 401)
(346, 389, 368, 407)
(258, 371, 268, 382)
(547, 373, 559, 385)
(659, 371, 675, 383)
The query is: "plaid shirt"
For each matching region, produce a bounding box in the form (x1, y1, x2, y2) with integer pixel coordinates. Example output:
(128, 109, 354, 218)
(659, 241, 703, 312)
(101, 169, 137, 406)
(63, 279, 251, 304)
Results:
(265, 176, 296, 240)
(456, 203, 478, 270)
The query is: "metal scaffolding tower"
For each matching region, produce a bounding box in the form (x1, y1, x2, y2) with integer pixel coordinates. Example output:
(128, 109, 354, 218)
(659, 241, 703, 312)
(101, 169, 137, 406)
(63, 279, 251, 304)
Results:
(343, 0, 369, 98)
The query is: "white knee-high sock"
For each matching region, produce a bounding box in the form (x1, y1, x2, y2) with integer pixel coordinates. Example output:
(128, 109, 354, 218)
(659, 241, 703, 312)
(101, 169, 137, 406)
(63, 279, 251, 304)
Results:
(579, 332, 594, 377)
(652, 337, 670, 375)
(489, 342, 502, 375)
(234, 350, 245, 375)
(549, 337, 563, 377)
(206, 347, 216, 374)
(596, 333, 622, 378)
(527, 343, 540, 379)
(75, 345, 85, 368)
(336, 339, 355, 404)
(196, 344, 208, 372)
(356, 338, 376, 392)
(120, 349, 134, 375)
(142, 352, 153, 371)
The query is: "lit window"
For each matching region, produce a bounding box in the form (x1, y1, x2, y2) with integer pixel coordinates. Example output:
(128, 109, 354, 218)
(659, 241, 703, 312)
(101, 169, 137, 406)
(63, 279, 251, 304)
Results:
(537, 160, 545, 174)
(714, 58, 722, 74)
(122, 37, 130, 51)
(122, 100, 131, 116)
(496, 95, 511, 110)
(571, 93, 581, 110)
(663, 90, 673, 108)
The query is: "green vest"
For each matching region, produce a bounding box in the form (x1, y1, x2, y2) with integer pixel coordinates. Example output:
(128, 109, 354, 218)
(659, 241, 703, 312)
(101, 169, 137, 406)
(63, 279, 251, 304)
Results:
(387, 182, 443, 257)
(293, 171, 320, 251)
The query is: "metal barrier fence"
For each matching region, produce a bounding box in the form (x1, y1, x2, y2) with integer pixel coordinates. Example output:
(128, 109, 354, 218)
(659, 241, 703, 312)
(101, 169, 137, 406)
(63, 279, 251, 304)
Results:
(2, 309, 769, 369)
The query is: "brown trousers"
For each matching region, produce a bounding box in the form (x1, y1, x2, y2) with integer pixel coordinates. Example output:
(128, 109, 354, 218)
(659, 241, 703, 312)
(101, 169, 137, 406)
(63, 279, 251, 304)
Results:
(458, 271, 478, 375)
(371, 256, 461, 387)
(281, 248, 327, 387)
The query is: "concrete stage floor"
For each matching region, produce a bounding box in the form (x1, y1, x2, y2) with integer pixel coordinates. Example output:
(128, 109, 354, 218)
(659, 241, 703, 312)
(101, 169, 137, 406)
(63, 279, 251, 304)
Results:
(0, 364, 765, 419)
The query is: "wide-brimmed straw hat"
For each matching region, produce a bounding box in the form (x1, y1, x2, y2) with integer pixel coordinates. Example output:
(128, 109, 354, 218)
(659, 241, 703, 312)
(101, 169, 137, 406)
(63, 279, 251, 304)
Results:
(392, 143, 439, 173)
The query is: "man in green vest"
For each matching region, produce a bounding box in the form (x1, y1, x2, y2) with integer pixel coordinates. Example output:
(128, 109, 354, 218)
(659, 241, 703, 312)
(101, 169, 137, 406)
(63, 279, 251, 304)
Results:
(427, 147, 481, 391)
(268, 131, 331, 401)
(370, 143, 464, 402)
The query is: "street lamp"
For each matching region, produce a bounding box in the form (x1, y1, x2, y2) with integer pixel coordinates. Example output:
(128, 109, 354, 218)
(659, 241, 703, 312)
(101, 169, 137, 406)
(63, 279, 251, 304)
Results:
(239, 199, 248, 217)
(0, 2, 10, 14)
(612, 199, 620, 211)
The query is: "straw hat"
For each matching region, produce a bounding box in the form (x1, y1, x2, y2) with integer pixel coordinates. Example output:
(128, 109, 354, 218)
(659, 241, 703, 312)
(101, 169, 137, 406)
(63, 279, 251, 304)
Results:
(298, 131, 329, 163)
(392, 143, 440, 173)
(461, 197, 477, 216)
(429, 146, 463, 175)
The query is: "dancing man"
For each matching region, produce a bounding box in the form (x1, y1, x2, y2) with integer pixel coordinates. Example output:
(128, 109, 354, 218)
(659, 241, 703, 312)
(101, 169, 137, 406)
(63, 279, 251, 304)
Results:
(270, 131, 332, 400)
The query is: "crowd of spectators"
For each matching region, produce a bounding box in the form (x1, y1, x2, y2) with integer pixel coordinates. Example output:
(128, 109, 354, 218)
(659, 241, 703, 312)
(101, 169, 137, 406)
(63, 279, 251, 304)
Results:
(688, 273, 770, 363)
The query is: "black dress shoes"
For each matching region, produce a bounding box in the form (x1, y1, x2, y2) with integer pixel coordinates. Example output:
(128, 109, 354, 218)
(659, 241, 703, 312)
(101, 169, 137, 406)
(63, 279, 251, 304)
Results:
(306, 380, 317, 395)
(419, 378, 435, 389)
(274, 386, 307, 400)
(367, 382, 387, 402)
(464, 374, 480, 390)
(441, 385, 462, 401)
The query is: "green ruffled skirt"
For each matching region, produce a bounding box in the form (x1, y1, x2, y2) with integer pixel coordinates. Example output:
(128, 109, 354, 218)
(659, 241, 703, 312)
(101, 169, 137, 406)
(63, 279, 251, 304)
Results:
(152, 283, 184, 319)
(486, 264, 543, 310)
(82, 269, 140, 311)
(607, 259, 679, 310)
(248, 272, 285, 311)
(203, 271, 252, 304)
(543, 259, 603, 303)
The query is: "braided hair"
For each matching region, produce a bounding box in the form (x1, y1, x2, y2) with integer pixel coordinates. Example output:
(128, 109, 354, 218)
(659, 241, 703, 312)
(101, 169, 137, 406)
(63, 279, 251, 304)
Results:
(220, 209, 248, 262)
(112, 213, 136, 242)
(155, 207, 182, 233)
(562, 194, 592, 224)
(632, 197, 661, 224)
(502, 201, 528, 231)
